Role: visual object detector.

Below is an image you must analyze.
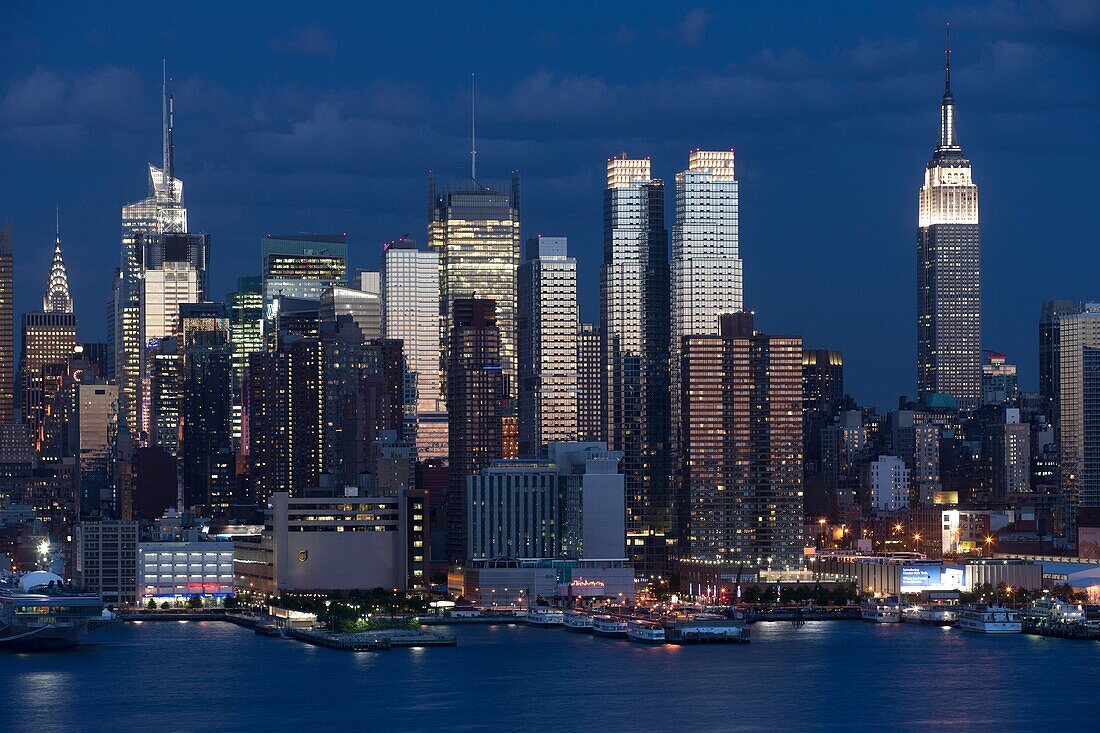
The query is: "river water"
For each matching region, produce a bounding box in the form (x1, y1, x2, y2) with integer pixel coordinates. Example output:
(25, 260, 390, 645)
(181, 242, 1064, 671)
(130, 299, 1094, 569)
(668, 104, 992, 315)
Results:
(2, 619, 1098, 732)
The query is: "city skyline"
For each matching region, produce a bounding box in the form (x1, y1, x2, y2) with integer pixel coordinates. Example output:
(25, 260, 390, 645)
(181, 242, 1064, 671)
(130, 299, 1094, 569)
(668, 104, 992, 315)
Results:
(2, 3, 1097, 411)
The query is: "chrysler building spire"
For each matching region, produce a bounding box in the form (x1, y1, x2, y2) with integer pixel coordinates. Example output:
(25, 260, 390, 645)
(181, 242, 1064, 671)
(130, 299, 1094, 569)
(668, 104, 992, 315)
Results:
(45, 209, 74, 314)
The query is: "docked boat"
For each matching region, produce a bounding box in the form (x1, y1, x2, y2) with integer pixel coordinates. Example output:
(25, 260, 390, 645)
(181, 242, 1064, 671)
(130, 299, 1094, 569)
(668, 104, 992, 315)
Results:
(1024, 598, 1086, 625)
(956, 603, 1022, 634)
(591, 615, 628, 638)
(902, 604, 958, 625)
(563, 610, 594, 632)
(0, 571, 107, 650)
(627, 619, 666, 644)
(860, 596, 901, 623)
(525, 606, 564, 626)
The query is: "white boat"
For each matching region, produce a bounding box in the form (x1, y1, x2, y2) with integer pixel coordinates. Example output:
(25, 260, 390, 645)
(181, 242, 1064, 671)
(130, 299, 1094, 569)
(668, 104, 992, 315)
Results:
(860, 597, 901, 623)
(956, 604, 1022, 634)
(1024, 598, 1085, 625)
(902, 604, 958, 625)
(563, 610, 594, 632)
(627, 620, 666, 644)
(0, 571, 106, 650)
(591, 614, 628, 637)
(525, 607, 564, 626)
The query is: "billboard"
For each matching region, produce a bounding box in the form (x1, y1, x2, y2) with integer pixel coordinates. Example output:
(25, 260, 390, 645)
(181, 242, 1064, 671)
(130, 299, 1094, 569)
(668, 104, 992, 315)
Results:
(900, 564, 964, 593)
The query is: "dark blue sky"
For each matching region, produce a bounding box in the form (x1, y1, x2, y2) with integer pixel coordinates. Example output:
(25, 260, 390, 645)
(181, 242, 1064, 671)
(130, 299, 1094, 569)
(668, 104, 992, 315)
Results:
(1, 1, 1097, 409)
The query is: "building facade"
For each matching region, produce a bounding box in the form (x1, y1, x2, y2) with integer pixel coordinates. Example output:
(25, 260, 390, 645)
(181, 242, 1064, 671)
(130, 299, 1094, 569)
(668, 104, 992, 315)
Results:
(518, 236, 578, 457)
(446, 299, 503, 564)
(430, 176, 521, 402)
(380, 235, 442, 438)
(600, 155, 672, 577)
(679, 312, 804, 571)
(670, 150, 742, 470)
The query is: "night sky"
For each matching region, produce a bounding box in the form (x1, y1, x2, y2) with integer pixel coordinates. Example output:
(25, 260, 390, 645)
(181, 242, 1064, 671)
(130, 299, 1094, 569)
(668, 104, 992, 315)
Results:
(1, 1, 1097, 410)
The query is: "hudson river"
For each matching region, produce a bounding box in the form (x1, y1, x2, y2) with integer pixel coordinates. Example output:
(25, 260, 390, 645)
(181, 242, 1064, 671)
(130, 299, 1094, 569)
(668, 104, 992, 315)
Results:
(4, 620, 1099, 732)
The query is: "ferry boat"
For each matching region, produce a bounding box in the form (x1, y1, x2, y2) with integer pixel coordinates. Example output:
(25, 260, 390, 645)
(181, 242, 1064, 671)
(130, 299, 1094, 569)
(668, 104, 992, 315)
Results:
(591, 615, 629, 638)
(1024, 598, 1086, 625)
(563, 610, 594, 632)
(860, 597, 901, 623)
(902, 604, 958, 626)
(956, 603, 1022, 634)
(525, 607, 564, 626)
(0, 571, 107, 650)
(627, 619, 665, 644)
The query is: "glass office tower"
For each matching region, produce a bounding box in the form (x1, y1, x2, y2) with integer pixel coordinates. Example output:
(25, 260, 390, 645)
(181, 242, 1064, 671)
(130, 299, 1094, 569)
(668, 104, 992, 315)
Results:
(600, 155, 671, 578)
(429, 175, 521, 401)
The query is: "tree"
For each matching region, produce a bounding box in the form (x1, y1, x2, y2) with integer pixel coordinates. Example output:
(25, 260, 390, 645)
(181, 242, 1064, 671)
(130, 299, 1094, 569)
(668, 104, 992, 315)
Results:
(187, 595, 203, 610)
(160, 601, 171, 610)
(146, 598, 157, 610)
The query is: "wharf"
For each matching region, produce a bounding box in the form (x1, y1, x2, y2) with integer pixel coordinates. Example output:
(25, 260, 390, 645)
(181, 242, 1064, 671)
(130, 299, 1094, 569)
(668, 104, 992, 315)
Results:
(1022, 618, 1100, 640)
(420, 614, 522, 625)
(290, 628, 456, 651)
(747, 607, 861, 623)
(118, 610, 229, 622)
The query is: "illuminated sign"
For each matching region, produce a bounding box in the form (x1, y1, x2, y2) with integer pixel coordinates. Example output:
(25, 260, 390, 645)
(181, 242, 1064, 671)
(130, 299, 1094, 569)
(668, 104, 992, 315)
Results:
(900, 564, 964, 593)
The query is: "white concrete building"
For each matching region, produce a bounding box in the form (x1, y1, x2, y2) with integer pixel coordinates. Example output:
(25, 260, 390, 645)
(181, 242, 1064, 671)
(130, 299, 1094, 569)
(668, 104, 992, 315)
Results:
(870, 455, 910, 513)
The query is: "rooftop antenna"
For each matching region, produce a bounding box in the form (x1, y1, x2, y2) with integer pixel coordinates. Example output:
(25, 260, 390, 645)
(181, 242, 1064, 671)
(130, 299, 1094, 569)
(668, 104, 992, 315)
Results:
(55, 205, 60, 246)
(470, 73, 477, 181)
(162, 59, 169, 182)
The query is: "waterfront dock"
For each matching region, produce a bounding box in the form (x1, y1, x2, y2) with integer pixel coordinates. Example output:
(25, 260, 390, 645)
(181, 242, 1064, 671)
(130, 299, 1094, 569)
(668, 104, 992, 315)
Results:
(289, 627, 456, 651)
(1022, 618, 1100, 640)
(420, 613, 523, 625)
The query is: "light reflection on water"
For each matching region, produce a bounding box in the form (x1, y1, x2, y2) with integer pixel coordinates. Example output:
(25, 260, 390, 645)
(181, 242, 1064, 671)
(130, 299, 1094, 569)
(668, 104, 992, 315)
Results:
(2, 619, 1099, 732)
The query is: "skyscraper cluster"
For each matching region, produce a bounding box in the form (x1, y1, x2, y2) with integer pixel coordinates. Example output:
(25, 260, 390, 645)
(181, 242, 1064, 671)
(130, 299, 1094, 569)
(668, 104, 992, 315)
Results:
(3, 40, 1098, 601)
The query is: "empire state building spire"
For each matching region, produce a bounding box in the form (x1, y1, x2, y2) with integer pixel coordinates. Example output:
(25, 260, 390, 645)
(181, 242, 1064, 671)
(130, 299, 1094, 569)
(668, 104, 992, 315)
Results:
(45, 209, 74, 314)
(937, 25, 961, 156)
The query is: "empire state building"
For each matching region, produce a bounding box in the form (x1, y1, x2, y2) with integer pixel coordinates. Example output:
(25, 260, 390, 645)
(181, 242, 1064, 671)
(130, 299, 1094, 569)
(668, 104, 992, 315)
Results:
(916, 38, 981, 408)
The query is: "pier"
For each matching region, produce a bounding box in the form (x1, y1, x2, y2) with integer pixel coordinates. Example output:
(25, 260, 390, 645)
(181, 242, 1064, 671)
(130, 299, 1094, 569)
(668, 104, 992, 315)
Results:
(289, 628, 456, 651)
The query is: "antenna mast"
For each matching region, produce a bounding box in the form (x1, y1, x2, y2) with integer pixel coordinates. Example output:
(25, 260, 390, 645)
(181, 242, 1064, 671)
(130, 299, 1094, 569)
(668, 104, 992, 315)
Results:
(470, 73, 477, 181)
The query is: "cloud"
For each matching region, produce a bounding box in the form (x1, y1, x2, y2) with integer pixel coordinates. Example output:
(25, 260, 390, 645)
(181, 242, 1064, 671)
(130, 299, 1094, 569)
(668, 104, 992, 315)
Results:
(676, 8, 712, 48)
(271, 23, 337, 57)
(945, 0, 1100, 48)
(0, 65, 144, 132)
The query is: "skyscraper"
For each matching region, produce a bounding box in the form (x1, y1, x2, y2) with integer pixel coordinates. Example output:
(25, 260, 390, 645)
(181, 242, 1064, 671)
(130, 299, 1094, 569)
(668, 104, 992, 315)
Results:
(446, 299, 503, 564)
(1054, 304, 1100, 532)
(679, 312, 804, 570)
(319, 284, 382, 341)
(600, 155, 671, 577)
(518, 236, 578, 457)
(670, 150, 742, 456)
(1040, 300, 1081, 402)
(178, 304, 234, 514)
(381, 235, 442, 413)
(802, 350, 844, 413)
(137, 232, 208, 441)
(673, 310, 805, 567)
(227, 276, 263, 451)
(429, 175, 520, 401)
(0, 224, 14, 423)
(114, 70, 186, 442)
(916, 41, 981, 408)
(21, 220, 77, 437)
(261, 233, 348, 327)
